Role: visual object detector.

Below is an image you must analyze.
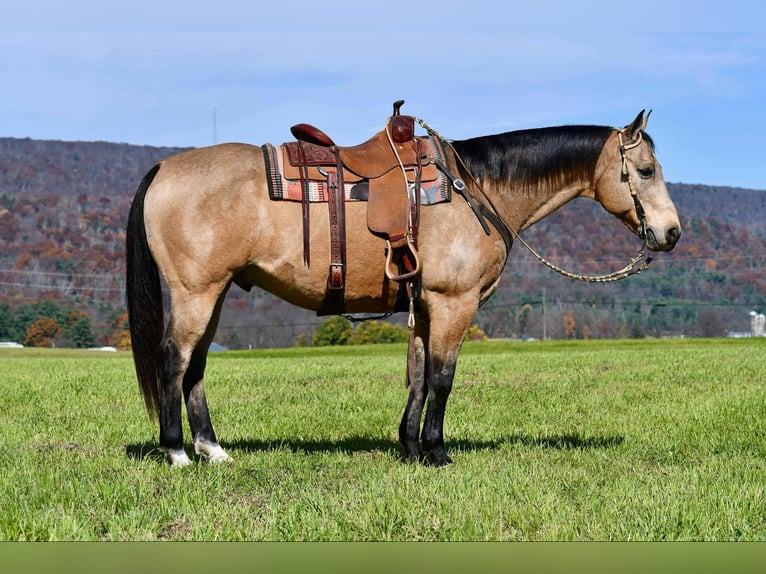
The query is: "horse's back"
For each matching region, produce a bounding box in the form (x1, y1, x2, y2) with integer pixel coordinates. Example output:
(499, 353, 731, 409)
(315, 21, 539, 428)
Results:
(151, 142, 265, 194)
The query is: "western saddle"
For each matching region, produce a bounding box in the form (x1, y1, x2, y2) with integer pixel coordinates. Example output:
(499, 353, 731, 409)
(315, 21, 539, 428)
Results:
(285, 100, 437, 315)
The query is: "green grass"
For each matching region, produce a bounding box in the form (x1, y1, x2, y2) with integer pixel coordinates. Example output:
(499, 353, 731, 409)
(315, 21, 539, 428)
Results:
(0, 338, 764, 540)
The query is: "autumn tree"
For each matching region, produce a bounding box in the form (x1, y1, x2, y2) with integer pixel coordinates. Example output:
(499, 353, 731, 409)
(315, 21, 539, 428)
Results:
(11, 302, 66, 342)
(562, 311, 576, 339)
(24, 317, 63, 347)
(111, 312, 131, 350)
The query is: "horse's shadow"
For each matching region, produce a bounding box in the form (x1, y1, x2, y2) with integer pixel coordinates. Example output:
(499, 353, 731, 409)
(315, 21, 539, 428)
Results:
(125, 432, 624, 463)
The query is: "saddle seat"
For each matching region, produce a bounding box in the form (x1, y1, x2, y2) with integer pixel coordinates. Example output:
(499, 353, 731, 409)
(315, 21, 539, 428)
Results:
(284, 118, 437, 189)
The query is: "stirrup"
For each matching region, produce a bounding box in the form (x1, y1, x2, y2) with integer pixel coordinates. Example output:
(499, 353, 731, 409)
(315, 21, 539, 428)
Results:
(384, 236, 422, 282)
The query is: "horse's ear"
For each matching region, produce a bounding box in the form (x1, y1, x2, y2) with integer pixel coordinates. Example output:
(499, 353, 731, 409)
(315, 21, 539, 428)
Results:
(642, 109, 652, 131)
(625, 109, 646, 140)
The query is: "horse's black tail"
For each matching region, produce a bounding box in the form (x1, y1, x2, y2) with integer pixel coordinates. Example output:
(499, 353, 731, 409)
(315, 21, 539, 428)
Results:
(125, 163, 163, 418)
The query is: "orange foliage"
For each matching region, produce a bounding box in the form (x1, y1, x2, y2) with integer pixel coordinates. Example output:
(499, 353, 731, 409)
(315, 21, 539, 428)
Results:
(14, 252, 32, 269)
(24, 317, 63, 348)
(111, 312, 132, 351)
(562, 312, 576, 339)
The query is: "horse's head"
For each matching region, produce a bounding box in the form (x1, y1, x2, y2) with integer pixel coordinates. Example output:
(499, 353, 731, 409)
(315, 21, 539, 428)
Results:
(593, 110, 681, 252)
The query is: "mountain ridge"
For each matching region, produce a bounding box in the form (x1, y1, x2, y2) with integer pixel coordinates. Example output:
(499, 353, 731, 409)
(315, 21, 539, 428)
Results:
(1, 136, 764, 346)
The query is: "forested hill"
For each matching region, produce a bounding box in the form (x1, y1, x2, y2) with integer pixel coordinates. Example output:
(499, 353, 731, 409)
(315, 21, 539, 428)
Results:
(666, 182, 766, 236)
(1, 136, 765, 347)
(0, 137, 191, 198)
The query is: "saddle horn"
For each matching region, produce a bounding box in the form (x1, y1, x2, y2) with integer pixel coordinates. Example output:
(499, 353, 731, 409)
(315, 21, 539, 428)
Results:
(389, 100, 414, 143)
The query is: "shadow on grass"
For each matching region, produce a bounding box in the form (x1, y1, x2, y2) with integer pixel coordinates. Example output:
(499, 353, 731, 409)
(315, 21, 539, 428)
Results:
(126, 432, 624, 463)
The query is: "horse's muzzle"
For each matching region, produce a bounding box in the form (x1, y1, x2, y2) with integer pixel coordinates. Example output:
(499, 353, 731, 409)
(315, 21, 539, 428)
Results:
(646, 225, 681, 252)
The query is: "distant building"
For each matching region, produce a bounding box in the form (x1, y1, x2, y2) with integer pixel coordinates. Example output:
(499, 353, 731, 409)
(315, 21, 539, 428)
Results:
(750, 311, 765, 337)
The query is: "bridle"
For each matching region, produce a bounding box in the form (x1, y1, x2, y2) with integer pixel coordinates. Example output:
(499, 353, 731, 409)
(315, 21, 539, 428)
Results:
(419, 119, 653, 283)
(618, 128, 649, 244)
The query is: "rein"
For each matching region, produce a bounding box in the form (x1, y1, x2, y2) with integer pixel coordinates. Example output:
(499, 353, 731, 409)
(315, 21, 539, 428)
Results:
(417, 119, 653, 283)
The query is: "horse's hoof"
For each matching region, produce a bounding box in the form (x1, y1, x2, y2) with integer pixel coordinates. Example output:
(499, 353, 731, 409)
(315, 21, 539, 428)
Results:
(207, 450, 234, 464)
(194, 441, 234, 464)
(400, 442, 421, 464)
(162, 447, 192, 467)
(426, 450, 453, 467)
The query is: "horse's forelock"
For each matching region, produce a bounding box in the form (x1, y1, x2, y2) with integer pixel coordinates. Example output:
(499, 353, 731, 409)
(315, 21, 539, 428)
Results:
(642, 130, 655, 151)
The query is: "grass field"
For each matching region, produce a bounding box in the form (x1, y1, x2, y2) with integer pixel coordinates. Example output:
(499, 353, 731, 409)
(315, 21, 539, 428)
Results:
(0, 338, 764, 541)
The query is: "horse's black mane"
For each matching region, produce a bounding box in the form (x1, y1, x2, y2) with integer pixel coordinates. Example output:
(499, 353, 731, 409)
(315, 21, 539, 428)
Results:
(451, 125, 619, 196)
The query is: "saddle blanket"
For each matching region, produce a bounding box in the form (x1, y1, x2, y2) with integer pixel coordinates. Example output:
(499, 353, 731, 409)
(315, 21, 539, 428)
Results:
(261, 137, 452, 206)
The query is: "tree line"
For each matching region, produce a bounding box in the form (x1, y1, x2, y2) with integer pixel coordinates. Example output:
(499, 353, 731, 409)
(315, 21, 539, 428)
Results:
(0, 300, 128, 349)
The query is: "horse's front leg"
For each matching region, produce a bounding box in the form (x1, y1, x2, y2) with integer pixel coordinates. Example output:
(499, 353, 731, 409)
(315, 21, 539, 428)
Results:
(420, 354, 457, 466)
(419, 297, 476, 466)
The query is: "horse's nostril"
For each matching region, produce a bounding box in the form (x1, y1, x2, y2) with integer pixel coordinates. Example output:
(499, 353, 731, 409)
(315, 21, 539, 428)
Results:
(667, 226, 681, 245)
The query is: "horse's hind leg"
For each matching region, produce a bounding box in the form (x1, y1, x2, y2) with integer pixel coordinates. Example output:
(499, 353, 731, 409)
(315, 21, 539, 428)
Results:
(183, 288, 232, 464)
(159, 286, 230, 466)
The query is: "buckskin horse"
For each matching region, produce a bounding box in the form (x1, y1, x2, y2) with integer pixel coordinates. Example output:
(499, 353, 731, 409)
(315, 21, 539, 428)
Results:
(126, 104, 680, 467)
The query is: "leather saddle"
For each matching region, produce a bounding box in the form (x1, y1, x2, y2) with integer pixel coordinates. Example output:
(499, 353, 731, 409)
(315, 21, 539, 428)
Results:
(285, 100, 435, 315)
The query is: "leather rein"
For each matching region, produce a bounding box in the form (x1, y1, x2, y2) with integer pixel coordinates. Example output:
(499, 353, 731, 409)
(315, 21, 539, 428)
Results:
(417, 119, 652, 283)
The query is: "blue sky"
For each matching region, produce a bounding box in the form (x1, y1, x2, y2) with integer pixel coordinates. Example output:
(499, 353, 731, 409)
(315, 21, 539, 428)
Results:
(2, 2, 765, 189)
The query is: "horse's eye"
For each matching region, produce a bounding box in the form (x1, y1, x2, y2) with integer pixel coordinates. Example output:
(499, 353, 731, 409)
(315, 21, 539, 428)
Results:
(637, 166, 655, 179)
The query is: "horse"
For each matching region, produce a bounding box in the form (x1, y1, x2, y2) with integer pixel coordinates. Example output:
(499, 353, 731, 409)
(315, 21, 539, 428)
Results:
(125, 109, 681, 467)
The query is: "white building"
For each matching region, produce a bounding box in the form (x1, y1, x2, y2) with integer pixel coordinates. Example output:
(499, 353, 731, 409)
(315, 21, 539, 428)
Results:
(750, 311, 765, 337)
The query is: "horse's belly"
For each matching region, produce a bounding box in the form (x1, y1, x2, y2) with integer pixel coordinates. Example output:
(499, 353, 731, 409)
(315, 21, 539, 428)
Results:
(233, 227, 401, 314)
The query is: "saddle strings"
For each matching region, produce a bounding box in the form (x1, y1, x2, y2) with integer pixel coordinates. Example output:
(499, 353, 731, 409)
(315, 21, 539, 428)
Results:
(416, 118, 652, 283)
(384, 122, 418, 330)
(384, 122, 418, 242)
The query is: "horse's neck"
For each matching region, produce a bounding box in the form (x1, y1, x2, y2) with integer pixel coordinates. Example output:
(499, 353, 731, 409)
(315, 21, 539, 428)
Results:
(477, 178, 593, 235)
(516, 182, 594, 231)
